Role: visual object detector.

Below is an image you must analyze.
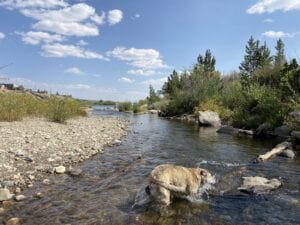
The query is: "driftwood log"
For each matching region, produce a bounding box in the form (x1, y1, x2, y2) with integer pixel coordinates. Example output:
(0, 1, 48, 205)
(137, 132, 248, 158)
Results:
(256, 142, 292, 162)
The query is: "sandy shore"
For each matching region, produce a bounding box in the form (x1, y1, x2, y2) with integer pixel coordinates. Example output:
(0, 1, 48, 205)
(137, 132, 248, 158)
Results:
(0, 116, 129, 192)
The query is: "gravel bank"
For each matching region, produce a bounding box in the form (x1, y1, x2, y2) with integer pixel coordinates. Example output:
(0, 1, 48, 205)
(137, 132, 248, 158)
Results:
(0, 116, 129, 192)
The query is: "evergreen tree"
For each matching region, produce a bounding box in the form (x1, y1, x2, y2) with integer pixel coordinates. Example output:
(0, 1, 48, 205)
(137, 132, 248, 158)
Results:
(259, 42, 272, 68)
(275, 38, 286, 67)
(195, 49, 216, 75)
(148, 85, 159, 104)
(162, 70, 181, 98)
(239, 36, 260, 80)
(240, 36, 272, 85)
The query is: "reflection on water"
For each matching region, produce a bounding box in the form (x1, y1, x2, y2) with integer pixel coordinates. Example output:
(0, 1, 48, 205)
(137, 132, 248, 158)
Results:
(1, 106, 300, 225)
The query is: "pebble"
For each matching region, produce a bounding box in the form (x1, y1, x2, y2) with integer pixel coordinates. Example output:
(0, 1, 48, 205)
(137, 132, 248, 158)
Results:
(14, 195, 26, 202)
(0, 188, 14, 201)
(55, 166, 66, 174)
(68, 168, 82, 177)
(0, 207, 5, 214)
(5, 217, 21, 225)
(42, 179, 50, 185)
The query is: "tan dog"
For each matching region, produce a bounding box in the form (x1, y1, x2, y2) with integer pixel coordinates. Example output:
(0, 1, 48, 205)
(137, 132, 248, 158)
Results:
(146, 164, 213, 205)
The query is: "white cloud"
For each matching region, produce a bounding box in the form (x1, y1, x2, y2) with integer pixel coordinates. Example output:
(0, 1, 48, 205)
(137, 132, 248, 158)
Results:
(127, 69, 158, 76)
(32, 20, 99, 37)
(17, 31, 64, 45)
(118, 77, 135, 84)
(77, 40, 88, 46)
(262, 30, 297, 38)
(42, 43, 107, 60)
(247, 0, 300, 14)
(141, 77, 167, 86)
(0, 32, 5, 39)
(107, 47, 168, 70)
(108, 9, 123, 25)
(0, 0, 68, 9)
(64, 67, 83, 75)
(263, 18, 274, 23)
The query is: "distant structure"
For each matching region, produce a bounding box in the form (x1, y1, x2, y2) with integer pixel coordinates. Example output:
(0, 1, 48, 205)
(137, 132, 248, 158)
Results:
(0, 83, 15, 90)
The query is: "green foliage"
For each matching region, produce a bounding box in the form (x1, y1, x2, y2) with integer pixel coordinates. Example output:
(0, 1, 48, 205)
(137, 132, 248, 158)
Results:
(162, 70, 181, 98)
(45, 97, 87, 123)
(198, 98, 233, 122)
(0, 92, 86, 123)
(117, 102, 133, 112)
(239, 36, 272, 85)
(151, 37, 299, 130)
(147, 85, 160, 105)
(232, 84, 288, 128)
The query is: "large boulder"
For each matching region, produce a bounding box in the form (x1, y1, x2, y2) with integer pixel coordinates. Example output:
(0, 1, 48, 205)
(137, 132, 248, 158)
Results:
(238, 177, 281, 194)
(198, 111, 221, 127)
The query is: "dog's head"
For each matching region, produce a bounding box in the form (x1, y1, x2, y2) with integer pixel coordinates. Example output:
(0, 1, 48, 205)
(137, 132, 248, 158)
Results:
(196, 168, 214, 185)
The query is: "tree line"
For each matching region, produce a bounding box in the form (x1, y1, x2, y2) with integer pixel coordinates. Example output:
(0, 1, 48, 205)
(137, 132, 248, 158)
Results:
(148, 36, 299, 129)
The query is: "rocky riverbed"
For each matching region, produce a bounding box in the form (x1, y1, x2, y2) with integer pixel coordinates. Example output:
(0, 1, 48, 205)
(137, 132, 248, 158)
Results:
(0, 116, 129, 194)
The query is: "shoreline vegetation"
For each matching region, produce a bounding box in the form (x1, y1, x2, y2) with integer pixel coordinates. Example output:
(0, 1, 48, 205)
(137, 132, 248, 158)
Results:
(117, 36, 299, 136)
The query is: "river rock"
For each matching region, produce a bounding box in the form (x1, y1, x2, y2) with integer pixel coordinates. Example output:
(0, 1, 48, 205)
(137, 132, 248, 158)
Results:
(217, 126, 239, 135)
(255, 122, 273, 137)
(274, 125, 292, 137)
(278, 149, 295, 159)
(0, 188, 14, 201)
(238, 177, 281, 194)
(291, 131, 300, 141)
(68, 168, 82, 177)
(54, 166, 66, 174)
(5, 217, 21, 225)
(198, 111, 221, 127)
(14, 195, 26, 202)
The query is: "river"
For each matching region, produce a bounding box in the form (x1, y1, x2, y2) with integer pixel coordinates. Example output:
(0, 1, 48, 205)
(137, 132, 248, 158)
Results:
(2, 106, 300, 225)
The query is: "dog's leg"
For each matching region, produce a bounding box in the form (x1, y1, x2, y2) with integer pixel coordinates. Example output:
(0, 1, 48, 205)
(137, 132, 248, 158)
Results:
(158, 186, 171, 205)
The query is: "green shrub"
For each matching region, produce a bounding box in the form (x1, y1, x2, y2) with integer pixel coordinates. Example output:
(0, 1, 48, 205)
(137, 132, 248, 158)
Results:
(232, 84, 288, 128)
(45, 97, 87, 123)
(117, 102, 133, 112)
(0, 93, 86, 123)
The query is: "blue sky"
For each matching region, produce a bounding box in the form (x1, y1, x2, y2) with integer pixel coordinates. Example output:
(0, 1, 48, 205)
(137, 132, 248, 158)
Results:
(0, 0, 300, 101)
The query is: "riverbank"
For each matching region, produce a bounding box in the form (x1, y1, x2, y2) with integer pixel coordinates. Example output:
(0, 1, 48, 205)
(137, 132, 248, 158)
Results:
(0, 116, 129, 194)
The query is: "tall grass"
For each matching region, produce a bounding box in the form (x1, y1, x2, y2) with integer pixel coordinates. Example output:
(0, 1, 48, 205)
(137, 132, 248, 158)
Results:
(0, 92, 87, 123)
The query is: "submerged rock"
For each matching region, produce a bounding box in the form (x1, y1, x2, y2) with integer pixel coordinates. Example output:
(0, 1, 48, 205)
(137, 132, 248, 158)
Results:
(68, 168, 82, 177)
(0, 188, 14, 201)
(198, 111, 221, 127)
(238, 176, 281, 194)
(278, 149, 295, 159)
(217, 126, 239, 135)
(274, 125, 292, 137)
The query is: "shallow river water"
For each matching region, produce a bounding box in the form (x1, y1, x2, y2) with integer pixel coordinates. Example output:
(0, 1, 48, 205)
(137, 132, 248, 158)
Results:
(2, 106, 300, 225)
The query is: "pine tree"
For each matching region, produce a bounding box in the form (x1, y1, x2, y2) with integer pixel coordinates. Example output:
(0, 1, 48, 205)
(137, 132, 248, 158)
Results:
(259, 42, 272, 68)
(239, 36, 260, 79)
(148, 85, 159, 104)
(162, 70, 181, 98)
(195, 49, 216, 75)
(275, 38, 286, 67)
